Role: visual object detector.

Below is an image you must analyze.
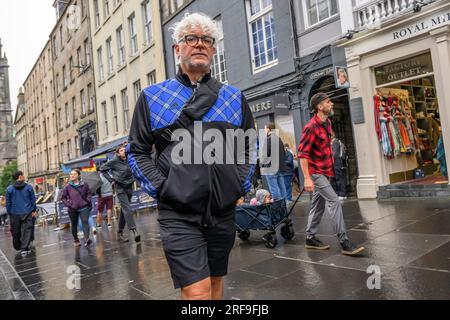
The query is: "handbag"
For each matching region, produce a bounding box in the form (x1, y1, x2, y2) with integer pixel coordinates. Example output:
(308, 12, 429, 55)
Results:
(70, 184, 92, 210)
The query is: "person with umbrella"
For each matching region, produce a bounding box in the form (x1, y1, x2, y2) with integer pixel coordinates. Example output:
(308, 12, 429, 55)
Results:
(61, 169, 93, 247)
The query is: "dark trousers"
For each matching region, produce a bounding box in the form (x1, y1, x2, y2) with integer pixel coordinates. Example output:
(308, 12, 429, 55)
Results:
(10, 213, 35, 251)
(68, 208, 90, 240)
(331, 168, 347, 197)
(116, 186, 136, 232)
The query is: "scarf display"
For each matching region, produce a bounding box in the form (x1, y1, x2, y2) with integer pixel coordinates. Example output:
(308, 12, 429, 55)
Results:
(374, 91, 419, 159)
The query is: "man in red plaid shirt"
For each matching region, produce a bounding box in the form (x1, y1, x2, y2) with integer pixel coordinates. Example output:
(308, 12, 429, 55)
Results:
(298, 92, 364, 256)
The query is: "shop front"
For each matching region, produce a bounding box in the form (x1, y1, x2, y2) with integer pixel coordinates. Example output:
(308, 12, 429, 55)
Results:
(248, 93, 296, 151)
(340, 2, 450, 198)
(297, 46, 359, 196)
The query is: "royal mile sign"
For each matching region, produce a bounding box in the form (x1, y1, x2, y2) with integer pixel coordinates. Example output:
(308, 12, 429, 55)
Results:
(392, 11, 450, 41)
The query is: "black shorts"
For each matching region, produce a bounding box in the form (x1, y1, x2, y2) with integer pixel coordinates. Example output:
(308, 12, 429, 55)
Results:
(159, 217, 236, 289)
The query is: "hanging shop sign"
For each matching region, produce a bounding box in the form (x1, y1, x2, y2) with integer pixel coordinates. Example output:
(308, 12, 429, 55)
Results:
(249, 94, 290, 117)
(374, 53, 433, 86)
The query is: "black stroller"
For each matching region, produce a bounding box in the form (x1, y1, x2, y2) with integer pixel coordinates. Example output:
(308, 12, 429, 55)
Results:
(235, 188, 305, 248)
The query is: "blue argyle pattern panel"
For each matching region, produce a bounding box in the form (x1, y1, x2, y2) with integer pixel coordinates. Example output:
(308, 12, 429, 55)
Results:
(203, 85, 242, 127)
(143, 80, 242, 131)
(143, 79, 193, 130)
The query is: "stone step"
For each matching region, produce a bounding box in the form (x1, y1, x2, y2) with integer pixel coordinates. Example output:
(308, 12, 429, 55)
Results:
(378, 184, 450, 199)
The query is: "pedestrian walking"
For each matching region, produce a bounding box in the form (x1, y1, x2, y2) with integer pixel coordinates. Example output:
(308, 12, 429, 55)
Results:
(5, 171, 37, 256)
(298, 92, 364, 256)
(0, 195, 7, 226)
(330, 131, 348, 200)
(283, 144, 295, 202)
(61, 169, 93, 247)
(127, 12, 255, 300)
(100, 143, 140, 243)
(96, 169, 114, 229)
(261, 123, 288, 201)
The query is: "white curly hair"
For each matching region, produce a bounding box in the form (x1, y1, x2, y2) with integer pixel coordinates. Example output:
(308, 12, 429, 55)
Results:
(170, 12, 220, 47)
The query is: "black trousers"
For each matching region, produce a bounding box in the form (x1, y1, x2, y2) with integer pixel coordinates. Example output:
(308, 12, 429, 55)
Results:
(331, 167, 347, 197)
(116, 186, 136, 232)
(68, 209, 90, 240)
(9, 214, 35, 251)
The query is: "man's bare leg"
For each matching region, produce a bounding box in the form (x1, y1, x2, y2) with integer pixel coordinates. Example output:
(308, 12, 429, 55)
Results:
(210, 276, 224, 300)
(181, 277, 211, 300)
(106, 209, 112, 225)
(96, 212, 102, 226)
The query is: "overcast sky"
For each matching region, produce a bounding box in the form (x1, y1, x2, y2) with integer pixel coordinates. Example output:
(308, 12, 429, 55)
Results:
(0, 1, 55, 114)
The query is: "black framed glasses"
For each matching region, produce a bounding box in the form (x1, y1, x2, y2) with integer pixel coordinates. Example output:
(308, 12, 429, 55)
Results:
(178, 34, 215, 48)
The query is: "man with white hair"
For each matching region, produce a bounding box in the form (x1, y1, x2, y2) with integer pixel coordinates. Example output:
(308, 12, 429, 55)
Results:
(127, 12, 255, 299)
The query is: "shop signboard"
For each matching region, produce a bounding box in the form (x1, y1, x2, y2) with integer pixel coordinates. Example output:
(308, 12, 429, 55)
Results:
(374, 53, 433, 86)
(249, 94, 290, 117)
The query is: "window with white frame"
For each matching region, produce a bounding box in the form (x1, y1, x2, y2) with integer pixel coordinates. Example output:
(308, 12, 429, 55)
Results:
(74, 136, 80, 157)
(94, 0, 101, 28)
(128, 13, 138, 56)
(77, 47, 82, 72)
(80, 89, 86, 115)
(104, 0, 110, 17)
(121, 88, 130, 130)
(60, 142, 65, 162)
(97, 47, 104, 81)
(116, 26, 125, 66)
(56, 74, 60, 95)
(142, 0, 153, 45)
(84, 38, 91, 65)
(63, 65, 68, 88)
(111, 95, 118, 133)
(72, 96, 76, 123)
(68, 139, 72, 159)
(69, 57, 74, 82)
(81, 0, 86, 18)
(106, 37, 114, 74)
(247, 0, 277, 71)
(133, 80, 141, 104)
(65, 102, 69, 127)
(303, 0, 338, 28)
(147, 70, 156, 85)
(102, 101, 108, 136)
(58, 108, 63, 129)
(88, 83, 95, 112)
(211, 17, 227, 83)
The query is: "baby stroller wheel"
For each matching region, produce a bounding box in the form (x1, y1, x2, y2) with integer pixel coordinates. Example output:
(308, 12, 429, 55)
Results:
(238, 230, 250, 241)
(281, 224, 295, 241)
(264, 233, 277, 249)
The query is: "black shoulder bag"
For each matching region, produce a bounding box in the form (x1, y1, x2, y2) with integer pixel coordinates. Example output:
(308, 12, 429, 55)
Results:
(155, 77, 223, 155)
(70, 184, 92, 210)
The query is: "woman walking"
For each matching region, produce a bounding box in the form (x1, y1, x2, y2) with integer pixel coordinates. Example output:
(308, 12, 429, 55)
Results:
(61, 169, 93, 247)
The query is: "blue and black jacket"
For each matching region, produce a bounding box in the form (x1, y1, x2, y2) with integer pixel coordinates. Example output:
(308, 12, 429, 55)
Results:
(127, 71, 255, 225)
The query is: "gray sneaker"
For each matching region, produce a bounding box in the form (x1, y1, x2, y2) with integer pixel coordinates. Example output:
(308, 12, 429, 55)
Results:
(341, 240, 365, 256)
(305, 237, 330, 250)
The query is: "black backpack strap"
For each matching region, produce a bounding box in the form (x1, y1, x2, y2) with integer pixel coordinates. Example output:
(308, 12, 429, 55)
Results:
(155, 78, 223, 155)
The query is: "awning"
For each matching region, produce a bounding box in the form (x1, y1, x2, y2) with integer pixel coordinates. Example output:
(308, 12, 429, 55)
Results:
(63, 136, 128, 169)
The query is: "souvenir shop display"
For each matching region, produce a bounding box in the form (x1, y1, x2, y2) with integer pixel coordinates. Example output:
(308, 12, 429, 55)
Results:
(374, 76, 442, 169)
